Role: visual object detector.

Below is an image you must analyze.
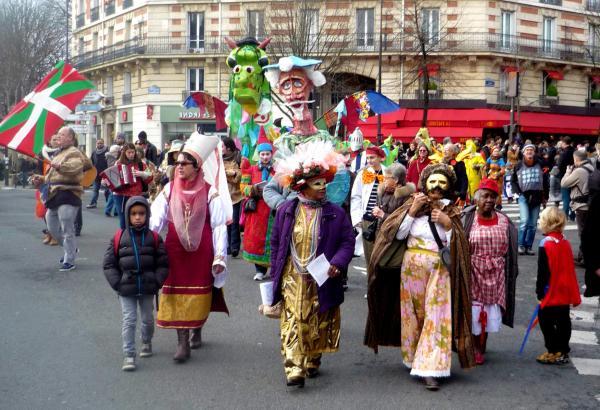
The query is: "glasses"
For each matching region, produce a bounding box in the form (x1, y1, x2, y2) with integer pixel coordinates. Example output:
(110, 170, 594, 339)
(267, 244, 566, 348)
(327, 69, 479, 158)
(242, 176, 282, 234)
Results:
(419, 149, 428, 153)
(174, 161, 193, 167)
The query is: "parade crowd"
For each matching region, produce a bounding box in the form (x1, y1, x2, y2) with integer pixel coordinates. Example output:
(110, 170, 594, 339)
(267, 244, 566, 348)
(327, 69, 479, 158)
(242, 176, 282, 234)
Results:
(27, 56, 600, 392)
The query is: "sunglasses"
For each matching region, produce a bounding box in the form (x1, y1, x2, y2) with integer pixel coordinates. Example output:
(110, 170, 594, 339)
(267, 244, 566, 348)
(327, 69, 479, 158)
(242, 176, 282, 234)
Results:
(174, 161, 193, 167)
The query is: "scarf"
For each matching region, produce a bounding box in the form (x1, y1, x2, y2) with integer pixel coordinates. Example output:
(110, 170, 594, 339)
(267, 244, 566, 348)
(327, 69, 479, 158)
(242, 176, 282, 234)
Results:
(297, 193, 326, 208)
(168, 172, 208, 252)
(258, 161, 272, 182)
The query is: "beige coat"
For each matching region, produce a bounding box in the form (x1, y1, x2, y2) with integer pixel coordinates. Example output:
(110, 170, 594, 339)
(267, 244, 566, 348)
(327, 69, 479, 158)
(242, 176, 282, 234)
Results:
(44, 146, 92, 201)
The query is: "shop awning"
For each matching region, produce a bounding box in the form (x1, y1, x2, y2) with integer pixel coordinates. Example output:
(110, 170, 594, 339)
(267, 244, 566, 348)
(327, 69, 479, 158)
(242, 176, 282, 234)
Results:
(545, 70, 564, 80)
(519, 112, 600, 135)
(362, 125, 483, 142)
(363, 108, 509, 129)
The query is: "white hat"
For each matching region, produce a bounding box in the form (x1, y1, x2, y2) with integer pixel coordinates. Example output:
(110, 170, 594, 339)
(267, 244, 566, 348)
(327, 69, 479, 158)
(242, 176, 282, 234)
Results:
(182, 132, 220, 164)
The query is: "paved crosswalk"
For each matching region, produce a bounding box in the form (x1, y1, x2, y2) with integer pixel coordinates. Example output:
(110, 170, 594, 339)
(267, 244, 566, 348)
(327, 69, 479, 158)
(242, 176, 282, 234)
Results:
(500, 201, 578, 231)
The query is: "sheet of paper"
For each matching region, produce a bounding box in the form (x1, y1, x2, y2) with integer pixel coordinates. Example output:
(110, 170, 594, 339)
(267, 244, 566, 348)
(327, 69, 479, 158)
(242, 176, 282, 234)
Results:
(306, 254, 330, 287)
(259, 281, 274, 306)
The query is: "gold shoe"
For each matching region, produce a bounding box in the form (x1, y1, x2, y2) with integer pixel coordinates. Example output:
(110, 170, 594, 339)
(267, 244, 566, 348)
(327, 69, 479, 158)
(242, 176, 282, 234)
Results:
(48, 238, 59, 246)
(536, 352, 557, 364)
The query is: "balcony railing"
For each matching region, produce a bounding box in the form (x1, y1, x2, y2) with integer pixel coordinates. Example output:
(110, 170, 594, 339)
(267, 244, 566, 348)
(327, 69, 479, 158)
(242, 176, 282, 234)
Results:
(123, 0, 133, 9)
(415, 89, 444, 100)
(122, 93, 132, 105)
(90, 6, 99, 22)
(76, 13, 84, 29)
(587, 0, 600, 11)
(497, 91, 511, 105)
(539, 95, 560, 106)
(72, 32, 600, 71)
(540, 0, 562, 5)
(105, 1, 115, 16)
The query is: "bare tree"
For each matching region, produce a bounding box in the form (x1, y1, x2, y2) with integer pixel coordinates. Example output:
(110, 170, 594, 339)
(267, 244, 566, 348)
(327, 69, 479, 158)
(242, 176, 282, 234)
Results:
(0, 0, 66, 117)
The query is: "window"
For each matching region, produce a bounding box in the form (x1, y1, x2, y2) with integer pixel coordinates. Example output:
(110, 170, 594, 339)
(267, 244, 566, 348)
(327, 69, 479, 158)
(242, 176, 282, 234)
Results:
(356, 8, 375, 48)
(189, 12, 205, 49)
(301, 9, 319, 46)
(78, 37, 84, 55)
(590, 24, 600, 48)
(500, 11, 515, 49)
(542, 17, 555, 54)
(247, 10, 265, 39)
(589, 78, 600, 102)
(421, 8, 440, 46)
(107, 76, 113, 97)
(125, 20, 132, 42)
(107, 26, 114, 47)
(188, 68, 204, 91)
(124, 72, 131, 95)
(92, 33, 98, 51)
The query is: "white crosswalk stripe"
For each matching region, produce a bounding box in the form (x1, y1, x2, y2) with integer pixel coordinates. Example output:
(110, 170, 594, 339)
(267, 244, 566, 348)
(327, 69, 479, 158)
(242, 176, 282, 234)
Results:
(569, 296, 600, 376)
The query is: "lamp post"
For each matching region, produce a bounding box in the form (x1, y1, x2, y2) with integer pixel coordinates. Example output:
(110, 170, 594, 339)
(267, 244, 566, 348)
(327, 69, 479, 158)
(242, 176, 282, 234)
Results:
(65, 0, 69, 62)
(376, 0, 383, 145)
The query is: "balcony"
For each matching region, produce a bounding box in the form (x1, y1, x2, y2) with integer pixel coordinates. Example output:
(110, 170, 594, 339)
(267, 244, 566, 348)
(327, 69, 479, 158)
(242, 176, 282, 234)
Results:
(105, 1, 115, 16)
(90, 6, 99, 22)
(123, 0, 133, 9)
(415, 89, 444, 100)
(122, 93, 132, 105)
(497, 91, 511, 105)
(539, 94, 560, 106)
(72, 32, 600, 71)
(75, 13, 84, 29)
(540, 0, 562, 5)
(587, 0, 600, 11)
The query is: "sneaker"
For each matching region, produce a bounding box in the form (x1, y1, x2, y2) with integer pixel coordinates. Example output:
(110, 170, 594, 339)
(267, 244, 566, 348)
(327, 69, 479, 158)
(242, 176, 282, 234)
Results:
(59, 263, 76, 272)
(518, 246, 526, 255)
(86, 204, 96, 209)
(122, 356, 136, 371)
(554, 352, 569, 365)
(140, 343, 153, 358)
(525, 248, 535, 256)
(253, 272, 267, 281)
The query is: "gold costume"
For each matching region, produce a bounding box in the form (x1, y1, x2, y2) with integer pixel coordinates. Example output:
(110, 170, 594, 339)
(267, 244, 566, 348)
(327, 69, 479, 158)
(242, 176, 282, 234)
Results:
(280, 204, 341, 379)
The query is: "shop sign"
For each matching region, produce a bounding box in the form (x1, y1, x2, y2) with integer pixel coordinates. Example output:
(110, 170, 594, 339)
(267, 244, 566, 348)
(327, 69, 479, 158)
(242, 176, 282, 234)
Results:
(178, 110, 211, 120)
(148, 85, 161, 94)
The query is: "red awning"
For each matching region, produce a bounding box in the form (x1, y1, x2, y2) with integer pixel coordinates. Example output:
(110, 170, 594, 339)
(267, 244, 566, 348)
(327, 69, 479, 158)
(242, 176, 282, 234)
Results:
(519, 112, 600, 135)
(503, 66, 521, 73)
(546, 70, 564, 80)
(364, 108, 510, 129)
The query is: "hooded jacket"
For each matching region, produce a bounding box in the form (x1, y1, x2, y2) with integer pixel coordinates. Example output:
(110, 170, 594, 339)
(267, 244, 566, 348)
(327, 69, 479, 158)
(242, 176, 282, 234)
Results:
(103, 196, 169, 296)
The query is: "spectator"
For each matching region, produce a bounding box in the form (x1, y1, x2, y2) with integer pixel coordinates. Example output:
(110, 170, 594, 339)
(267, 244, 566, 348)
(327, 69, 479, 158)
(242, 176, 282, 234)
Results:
(557, 136, 575, 219)
(222, 137, 242, 258)
(136, 131, 158, 166)
(406, 143, 431, 189)
(87, 139, 109, 209)
(442, 143, 468, 204)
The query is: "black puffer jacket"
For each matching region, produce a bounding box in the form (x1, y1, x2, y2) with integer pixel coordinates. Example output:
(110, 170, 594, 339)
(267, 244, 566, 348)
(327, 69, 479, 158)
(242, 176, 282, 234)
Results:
(103, 196, 169, 296)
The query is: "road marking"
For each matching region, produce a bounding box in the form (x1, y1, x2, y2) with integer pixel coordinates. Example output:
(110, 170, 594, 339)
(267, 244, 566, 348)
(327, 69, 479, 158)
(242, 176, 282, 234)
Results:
(571, 358, 600, 376)
(570, 310, 595, 323)
(570, 330, 598, 345)
(581, 296, 600, 307)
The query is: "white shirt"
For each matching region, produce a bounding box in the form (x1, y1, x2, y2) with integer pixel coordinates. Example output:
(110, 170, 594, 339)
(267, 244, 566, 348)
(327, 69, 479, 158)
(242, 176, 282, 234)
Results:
(396, 199, 453, 246)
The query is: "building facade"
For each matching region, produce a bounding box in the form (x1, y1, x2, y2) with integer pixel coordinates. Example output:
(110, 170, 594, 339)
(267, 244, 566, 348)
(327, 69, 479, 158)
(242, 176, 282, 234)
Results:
(71, 0, 600, 149)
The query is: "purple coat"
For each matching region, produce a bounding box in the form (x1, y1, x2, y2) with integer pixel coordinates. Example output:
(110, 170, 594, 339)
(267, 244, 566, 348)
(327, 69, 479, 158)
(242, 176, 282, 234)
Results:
(270, 199, 356, 313)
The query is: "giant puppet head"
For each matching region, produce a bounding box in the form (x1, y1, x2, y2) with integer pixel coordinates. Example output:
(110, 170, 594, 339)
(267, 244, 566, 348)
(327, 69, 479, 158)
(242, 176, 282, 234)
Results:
(225, 36, 271, 115)
(264, 56, 326, 135)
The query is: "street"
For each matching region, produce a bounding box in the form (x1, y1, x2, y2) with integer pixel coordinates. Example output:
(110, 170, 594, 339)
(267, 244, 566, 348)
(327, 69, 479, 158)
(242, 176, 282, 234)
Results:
(0, 188, 598, 409)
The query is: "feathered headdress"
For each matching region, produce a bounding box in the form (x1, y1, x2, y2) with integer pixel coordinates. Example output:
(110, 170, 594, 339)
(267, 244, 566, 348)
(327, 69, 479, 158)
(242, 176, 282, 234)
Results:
(274, 141, 346, 191)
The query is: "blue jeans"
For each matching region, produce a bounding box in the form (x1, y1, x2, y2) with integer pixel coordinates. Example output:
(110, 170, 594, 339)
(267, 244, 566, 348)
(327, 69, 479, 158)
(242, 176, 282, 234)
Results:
(518, 195, 540, 249)
(113, 194, 128, 229)
(105, 192, 117, 216)
(119, 295, 154, 357)
(561, 187, 573, 218)
(90, 179, 109, 206)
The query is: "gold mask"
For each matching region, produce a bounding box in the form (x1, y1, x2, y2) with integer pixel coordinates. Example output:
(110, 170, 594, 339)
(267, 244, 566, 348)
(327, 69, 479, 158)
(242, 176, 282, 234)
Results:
(307, 178, 327, 190)
(426, 173, 449, 191)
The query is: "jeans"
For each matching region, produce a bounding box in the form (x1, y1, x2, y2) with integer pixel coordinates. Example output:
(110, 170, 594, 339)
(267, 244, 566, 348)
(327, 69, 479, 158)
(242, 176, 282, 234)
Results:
(75, 206, 82, 235)
(517, 195, 540, 249)
(114, 195, 128, 229)
(561, 187, 572, 218)
(575, 210, 588, 261)
(89, 179, 109, 206)
(105, 192, 117, 216)
(227, 202, 241, 254)
(119, 295, 155, 357)
(45, 204, 78, 264)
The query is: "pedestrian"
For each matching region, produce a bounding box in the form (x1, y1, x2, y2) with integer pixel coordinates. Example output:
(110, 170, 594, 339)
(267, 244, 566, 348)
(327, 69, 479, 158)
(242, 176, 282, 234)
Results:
(370, 163, 415, 232)
(266, 141, 354, 388)
(511, 144, 548, 256)
(406, 143, 431, 188)
(107, 143, 153, 229)
(103, 196, 169, 371)
(31, 127, 92, 271)
(149, 133, 230, 363)
(241, 130, 275, 281)
(136, 131, 158, 166)
(581, 188, 600, 298)
(87, 139, 109, 209)
(442, 143, 469, 205)
(222, 137, 242, 258)
(535, 207, 581, 365)
(548, 166, 561, 207)
(462, 179, 518, 365)
(104, 144, 121, 217)
(350, 145, 387, 265)
(37, 134, 61, 246)
(559, 150, 594, 264)
(557, 136, 575, 219)
(365, 163, 475, 391)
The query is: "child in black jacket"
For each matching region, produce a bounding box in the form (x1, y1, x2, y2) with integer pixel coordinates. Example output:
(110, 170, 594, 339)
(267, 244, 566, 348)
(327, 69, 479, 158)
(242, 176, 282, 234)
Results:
(103, 196, 169, 371)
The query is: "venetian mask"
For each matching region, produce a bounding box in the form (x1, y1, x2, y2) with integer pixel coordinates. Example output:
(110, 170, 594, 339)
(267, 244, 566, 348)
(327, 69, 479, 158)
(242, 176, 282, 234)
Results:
(426, 173, 449, 192)
(307, 177, 327, 190)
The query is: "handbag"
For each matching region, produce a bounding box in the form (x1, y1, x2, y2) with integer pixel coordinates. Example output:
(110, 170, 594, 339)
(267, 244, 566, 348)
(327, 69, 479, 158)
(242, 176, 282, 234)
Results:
(244, 198, 257, 212)
(362, 219, 378, 241)
(428, 219, 451, 270)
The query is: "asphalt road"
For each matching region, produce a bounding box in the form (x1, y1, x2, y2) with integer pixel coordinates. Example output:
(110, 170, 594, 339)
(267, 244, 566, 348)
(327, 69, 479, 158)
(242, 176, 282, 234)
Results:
(0, 188, 598, 409)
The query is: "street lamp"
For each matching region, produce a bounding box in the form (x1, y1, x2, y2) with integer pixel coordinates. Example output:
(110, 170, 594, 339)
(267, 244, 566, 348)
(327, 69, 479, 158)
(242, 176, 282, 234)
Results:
(376, 0, 383, 145)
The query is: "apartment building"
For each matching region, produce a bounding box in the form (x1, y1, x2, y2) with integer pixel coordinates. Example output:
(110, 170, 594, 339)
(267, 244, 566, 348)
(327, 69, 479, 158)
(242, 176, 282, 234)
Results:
(71, 0, 600, 148)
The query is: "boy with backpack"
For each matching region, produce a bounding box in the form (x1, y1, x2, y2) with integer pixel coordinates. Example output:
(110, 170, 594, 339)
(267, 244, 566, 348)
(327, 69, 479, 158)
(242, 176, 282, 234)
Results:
(103, 196, 169, 371)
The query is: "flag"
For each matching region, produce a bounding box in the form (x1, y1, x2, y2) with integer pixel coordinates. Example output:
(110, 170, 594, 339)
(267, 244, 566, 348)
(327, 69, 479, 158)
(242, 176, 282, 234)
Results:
(183, 91, 228, 131)
(0, 61, 94, 157)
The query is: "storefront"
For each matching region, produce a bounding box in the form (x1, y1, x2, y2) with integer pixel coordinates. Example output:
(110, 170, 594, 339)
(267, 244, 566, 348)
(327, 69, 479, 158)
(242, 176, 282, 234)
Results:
(118, 108, 134, 142)
(159, 106, 222, 144)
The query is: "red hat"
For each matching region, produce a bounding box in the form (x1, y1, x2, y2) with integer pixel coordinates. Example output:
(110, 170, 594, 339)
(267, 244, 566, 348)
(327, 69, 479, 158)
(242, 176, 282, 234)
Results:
(366, 146, 386, 159)
(478, 178, 499, 194)
(256, 126, 273, 153)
